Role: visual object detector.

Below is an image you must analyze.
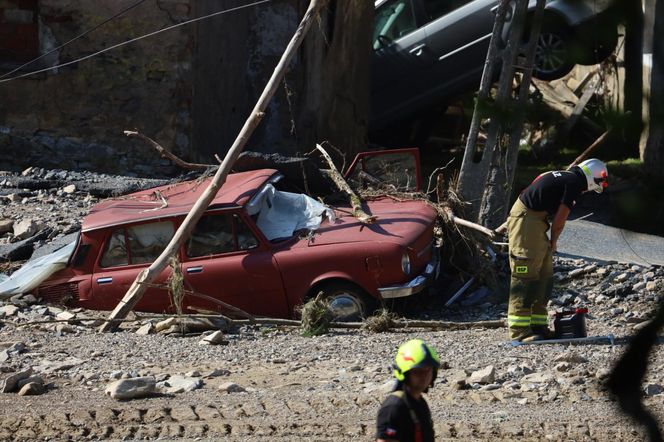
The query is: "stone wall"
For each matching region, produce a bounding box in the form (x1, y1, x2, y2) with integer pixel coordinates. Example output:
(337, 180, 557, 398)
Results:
(0, 0, 194, 177)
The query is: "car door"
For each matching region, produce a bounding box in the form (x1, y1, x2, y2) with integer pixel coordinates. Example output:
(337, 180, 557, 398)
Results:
(91, 220, 174, 312)
(420, 0, 499, 95)
(181, 210, 289, 318)
(371, 0, 432, 125)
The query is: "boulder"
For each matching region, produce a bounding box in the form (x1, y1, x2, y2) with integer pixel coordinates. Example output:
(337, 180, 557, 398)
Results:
(468, 366, 495, 384)
(218, 382, 246, 393)
(156, 375, 202, 394)
(105, 376, 156, 400)
(136, 323, 154, 335)
(18, 382, 44, 396)
(199, 330, 228, 345)
(0, 368, 33, 393)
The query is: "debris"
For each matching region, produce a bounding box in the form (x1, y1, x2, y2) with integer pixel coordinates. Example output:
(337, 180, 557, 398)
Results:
(218, 382, 246, 393)
(135, 323, 154, 335)
(105, 376, 156, 400)
(0, 369, 33, 393)
(18, 381, 44, 396)
(156, 375, 202, 394)
(198, 330, 228, 345)
(468, 366, 496, 384)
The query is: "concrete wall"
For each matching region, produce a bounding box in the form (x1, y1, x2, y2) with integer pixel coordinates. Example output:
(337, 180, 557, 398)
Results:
(0, 0, 194, 176)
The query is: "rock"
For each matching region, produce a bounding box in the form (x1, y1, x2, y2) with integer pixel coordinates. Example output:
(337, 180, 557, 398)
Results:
(18, 382, 44, 396)
(554, 362, 571, 373)
(13, 218, 41, 240)
(56, 311, 76, 321)
(521, 372, 553, 384)
(468, 366, 495, 384)
(553, 351, 588, 364)
(0, 351, 9, 363)
(610, 307, 624, 315)
(55, 324, 76, 334)
(218, 382, 246, 393)
(646, 281, 658, 291)
(203, 368, 230, 378)
(644, 384, 664, 396)
(633, 320, 652, 331)
(109, 370, 123, 380)
(156, 375, 202, 394)
(568, 268, 585, 278)
(0, 305, 19, 317)
(632, 282, 646, 292)
(614, 273, 630, 283)
(0, 368, 33, 393)
(199, 330, 228, 345)
(62, 184, 76, 194)
(583, 264, 597, 274)
(105, 376, 156, 400)
(185, 370, 201, 378)
(135, 323, 154, 335)
(0, 219, 13, 234)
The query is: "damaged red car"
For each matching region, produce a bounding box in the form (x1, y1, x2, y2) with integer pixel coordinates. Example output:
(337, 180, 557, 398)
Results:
(32, 149, 439, 320)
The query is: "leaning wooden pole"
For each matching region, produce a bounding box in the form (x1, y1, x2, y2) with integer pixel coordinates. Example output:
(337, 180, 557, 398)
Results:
(100, 0, 327, 332)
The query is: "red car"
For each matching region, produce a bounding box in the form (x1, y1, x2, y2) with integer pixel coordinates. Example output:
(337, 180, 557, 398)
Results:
(35, 149, 439, 320)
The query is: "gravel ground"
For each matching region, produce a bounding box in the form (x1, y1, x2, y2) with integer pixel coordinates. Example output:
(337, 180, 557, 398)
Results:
(1, 168, 664, 441)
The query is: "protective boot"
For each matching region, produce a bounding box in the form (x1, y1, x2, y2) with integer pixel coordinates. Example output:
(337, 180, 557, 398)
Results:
(508, 277, 539, 341)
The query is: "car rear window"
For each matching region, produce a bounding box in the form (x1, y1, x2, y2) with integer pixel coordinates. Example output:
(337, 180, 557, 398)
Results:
(186, 213, 258, 258)
(99, 221, 175, 268)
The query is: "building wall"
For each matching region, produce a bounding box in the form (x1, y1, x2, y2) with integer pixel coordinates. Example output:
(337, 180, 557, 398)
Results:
(0, 0, 194, 176)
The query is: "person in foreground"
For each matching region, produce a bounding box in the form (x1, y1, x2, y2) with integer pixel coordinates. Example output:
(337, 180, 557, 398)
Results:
(507, 158, 609, 342)
(376, 339, 440, 442)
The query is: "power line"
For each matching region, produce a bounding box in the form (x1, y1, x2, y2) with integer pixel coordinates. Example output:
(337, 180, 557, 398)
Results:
(0, 0, 149, 80)
(0, 0, 273, 84)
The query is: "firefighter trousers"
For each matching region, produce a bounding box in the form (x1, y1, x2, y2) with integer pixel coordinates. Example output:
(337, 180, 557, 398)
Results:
(507, 198, 553, 340)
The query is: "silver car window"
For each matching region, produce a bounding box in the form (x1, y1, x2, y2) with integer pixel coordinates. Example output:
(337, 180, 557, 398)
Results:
(422, 0, 473, 23)
(373, 0, 418, 48)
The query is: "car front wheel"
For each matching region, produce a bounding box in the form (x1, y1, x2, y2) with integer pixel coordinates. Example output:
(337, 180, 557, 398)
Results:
(533, 26, 574, 81)
(316, 281, 376, 322)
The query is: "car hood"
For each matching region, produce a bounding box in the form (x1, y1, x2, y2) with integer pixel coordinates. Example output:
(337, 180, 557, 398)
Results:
(306, 198, 436, 246)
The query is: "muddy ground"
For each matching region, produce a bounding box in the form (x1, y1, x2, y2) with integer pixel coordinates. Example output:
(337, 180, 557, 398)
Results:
(1, 168, 664, 441)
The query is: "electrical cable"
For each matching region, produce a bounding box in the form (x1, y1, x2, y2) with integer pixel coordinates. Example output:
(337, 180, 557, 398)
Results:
(0, 0, 149, 80)
(0, 0, 272, 84)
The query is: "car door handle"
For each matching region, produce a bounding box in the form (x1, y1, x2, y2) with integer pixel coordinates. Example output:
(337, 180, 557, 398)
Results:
(186, 266, 203, 274)
(409, 44, 427, 57)
(97, 277, 113, 284)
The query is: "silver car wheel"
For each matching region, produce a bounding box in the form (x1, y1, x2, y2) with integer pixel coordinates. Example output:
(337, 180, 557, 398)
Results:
(535, 31, 569, 75)
(327, 292, 364, 321)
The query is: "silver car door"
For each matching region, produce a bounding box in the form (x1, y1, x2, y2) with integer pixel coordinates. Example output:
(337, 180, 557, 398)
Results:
(420, 0, 499, 96)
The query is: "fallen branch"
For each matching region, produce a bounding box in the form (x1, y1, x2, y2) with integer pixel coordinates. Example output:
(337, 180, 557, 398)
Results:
(567, 129, 611, 169)
(443, 207, 495, 238)
(124, 130, 212, 170)
(315, 143, 376, 224)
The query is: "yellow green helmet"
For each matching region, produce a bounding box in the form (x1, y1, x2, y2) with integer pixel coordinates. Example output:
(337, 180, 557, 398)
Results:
(393, 339, 441, 382)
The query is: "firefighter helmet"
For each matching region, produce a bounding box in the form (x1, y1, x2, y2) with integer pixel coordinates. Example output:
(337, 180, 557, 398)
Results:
(393, 339, 440, 383)
(578, 158, 609, 194)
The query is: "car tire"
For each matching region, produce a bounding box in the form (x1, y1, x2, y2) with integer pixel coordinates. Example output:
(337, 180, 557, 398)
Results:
(316, 281, 376, 322)
(532, 22, 574, 81)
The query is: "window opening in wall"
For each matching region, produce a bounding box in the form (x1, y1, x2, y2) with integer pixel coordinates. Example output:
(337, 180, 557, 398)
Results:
(0, 0, 39, 64)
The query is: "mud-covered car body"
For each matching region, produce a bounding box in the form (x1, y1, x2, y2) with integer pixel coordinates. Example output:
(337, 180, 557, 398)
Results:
(34, 149, 438, 319)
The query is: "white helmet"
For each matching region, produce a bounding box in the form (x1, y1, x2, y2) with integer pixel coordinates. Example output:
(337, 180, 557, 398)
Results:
(578, 158, 608, 193)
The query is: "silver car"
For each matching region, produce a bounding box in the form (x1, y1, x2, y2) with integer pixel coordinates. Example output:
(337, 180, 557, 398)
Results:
(371, 0, 618, 131)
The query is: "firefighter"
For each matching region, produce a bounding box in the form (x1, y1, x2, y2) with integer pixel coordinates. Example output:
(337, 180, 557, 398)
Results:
(507, 158, 609, 342)
(376, 339, 440, 442)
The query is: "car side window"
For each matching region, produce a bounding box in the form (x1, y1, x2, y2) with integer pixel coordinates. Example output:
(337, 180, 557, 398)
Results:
(422, 0, 472, 24)
(373, 0, 418, 49)
(127, 222, 174, 264)
(100, 229, 129, 267)
(99, 221, 174, 268)
(235, 214, 259, 251)
(187, 213, 258, 258)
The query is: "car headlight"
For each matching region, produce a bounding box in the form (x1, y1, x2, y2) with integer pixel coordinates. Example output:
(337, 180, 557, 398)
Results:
(401, 252, 411, 276)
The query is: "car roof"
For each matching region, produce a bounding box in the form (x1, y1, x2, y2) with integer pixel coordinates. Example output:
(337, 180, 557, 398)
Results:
(82, 169, 278, 232)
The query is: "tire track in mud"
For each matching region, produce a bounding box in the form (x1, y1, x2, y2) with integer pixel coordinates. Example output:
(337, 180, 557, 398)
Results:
(0, 399, 647, 441)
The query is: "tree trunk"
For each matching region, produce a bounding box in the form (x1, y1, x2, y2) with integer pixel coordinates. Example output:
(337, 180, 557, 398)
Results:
(622, 0, 644, 154)
(191, 0, 371, 163)
(643, 0, 664, 177)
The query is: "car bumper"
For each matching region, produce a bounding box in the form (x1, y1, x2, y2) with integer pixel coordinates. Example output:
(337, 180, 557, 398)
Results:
(378, 248, 440, 299)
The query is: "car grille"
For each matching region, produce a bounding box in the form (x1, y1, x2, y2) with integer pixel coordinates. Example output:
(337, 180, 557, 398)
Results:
(37, 282, 79, 304)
